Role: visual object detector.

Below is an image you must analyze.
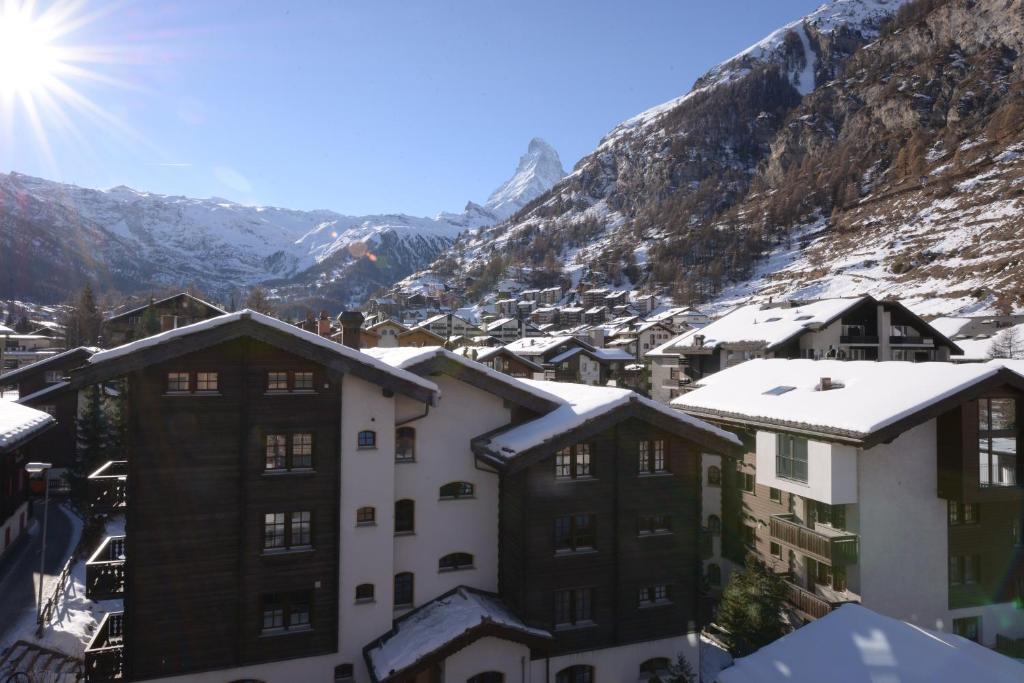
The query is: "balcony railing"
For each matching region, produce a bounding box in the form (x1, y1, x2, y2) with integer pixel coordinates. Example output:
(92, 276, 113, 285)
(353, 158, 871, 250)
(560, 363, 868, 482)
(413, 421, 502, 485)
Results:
(88, 461, 127, 513)
(840, 335, 879, 345)
(889, 335, 932, 346)
(770, 514, 858, 566)
(84, 611, 124, 682)
(783, 580, 855, 620)
(86, 535, 126, 600)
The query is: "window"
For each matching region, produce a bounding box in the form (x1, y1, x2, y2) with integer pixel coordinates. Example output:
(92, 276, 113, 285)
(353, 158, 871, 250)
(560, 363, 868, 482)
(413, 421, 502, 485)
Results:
(264, 433, 312, 471)
(335, 664, 355, 682)
(743, 524, 756, 548)
(776, 434, 809, 483)
(355, 583, 374, 603)
(707, 465, 721, 486)
(394, 572, 414, 607)
(292, 433, 313, 469)
(769, 487, 782, 503)
(467, 673, 504, 683)
(196, 372, 218, 391)
(356, 506, 376, 526)
(395, 499, 415, 534)
(740, 472, 755, 493)
(707, 564, 722, 586)
(554, 588, 593, 627)
(948, 501, 980, 526)
(770, 541, 782, 559)
(708, 514, 721, 534)
(953, 616, 981, 642)
(266, 370, 316, 393)
(439, 552, 474, 571)
(358, 430, 377, 449)
(555, 443, 592, 480)
(640, 658, 670, 682)
(949, 555, 980, 585)
(267, 371, 289, 391)
(439, 481, 474, 499)
(555, 665, 593, 683)
(395, 427, 415, 462)
(263, 511, 311, 551)
(554, 514, 596, 552)
(638, 583, 672, 605)
(638, 439, 668, 474)
(977, 397, 1017, 487)
(44, 370, 62, 384)
(261, 591, 311, 633)
(638, 514, 672, 536)
(167, 372, 190, 392)
(293, 371, 314, 390)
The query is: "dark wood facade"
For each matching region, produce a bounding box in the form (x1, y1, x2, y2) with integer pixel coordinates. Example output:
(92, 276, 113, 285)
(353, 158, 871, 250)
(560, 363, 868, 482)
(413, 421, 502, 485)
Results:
(122, 338, 340, 679)
(103, 293, 225, 346)
(498, 417, 704, 657)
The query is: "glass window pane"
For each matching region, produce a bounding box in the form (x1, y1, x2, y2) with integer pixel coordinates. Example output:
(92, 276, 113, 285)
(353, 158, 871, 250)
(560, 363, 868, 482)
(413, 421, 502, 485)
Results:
(292, 511, 311, 546)
(294, 371, 314, 390)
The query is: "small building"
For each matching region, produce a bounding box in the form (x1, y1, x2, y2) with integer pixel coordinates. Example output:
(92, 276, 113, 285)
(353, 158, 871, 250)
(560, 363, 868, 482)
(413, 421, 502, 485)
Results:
(103, 293, 226, 346)
(530, 307, 560, 326)
(367, 319, 410, 349)
(474, 347, 544, 379)
(634, 294, 659, 315)
(398, 326, 447, 348)
(0, 400, 55, 560)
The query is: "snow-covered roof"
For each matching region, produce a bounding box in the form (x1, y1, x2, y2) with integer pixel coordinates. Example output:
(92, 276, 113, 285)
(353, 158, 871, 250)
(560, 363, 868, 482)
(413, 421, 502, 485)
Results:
(88, 310, 439, 397)
(0, 346, 100, 385)
(672, 298, 866, 350)
(478, 379, 740, 461)
(0, 323, 13, 334)
(951, 322, 1024, 361)
(0, 400, 55, 451)
(18, 381, 71, 405)
(717, 604, 1024, 683)
(105, 292, 225, 322)
(504, 335, 576, 356)
(486, 317, 517, 329)
(365, 586, 551, 682)
(472, 346, 544, 370)
(928, 316, 972, 339)
(593, 348, 634, 361)
(673, 358, 1019, 442)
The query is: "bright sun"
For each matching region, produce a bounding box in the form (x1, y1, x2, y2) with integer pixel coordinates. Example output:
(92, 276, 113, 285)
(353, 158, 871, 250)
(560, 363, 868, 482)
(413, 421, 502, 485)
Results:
(0, 2, 63, 98)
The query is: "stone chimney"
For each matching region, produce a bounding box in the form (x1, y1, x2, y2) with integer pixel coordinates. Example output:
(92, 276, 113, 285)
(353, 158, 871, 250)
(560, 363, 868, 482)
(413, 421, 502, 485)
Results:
(304, 311, 316, 332)
(318, 310, 331, 337)
(339, 311, 365, 350)
(695, 334, 705, 348)
(589, 328, 605, 348)
(820, 377, 833, 391)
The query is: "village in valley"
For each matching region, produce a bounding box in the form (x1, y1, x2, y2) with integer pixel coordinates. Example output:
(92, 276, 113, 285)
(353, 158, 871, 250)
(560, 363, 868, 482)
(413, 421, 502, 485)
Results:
(2, 0, 1024, 682)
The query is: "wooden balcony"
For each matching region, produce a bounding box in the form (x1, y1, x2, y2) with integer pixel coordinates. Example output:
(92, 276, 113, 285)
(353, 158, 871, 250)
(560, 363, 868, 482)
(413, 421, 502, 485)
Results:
(783, 580, 856, 620)
(84, 611, 124, 682)
(770, 513, 858, 566)
(86, 535, 126, 600)
(88, 461, 127, 513)
(840, 335, 879, 345)
(889, 335, 932, 346)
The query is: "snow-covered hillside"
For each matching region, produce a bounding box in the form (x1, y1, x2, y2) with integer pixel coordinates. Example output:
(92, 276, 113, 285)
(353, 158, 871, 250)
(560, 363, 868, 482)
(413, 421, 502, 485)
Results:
(0, 138, 565, 305)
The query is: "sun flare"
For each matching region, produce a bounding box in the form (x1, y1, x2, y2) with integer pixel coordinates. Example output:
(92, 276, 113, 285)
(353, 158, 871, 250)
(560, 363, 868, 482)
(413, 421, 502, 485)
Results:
(0, 3, 62, 98)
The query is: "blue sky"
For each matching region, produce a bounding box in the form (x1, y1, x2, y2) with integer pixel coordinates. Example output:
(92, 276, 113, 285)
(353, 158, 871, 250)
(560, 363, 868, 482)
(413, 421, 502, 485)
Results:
(2, 0, 822, 215)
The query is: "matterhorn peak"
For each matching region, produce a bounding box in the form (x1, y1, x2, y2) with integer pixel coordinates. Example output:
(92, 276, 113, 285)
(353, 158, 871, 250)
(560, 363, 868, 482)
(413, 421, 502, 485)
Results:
(484, 137, 566, 220)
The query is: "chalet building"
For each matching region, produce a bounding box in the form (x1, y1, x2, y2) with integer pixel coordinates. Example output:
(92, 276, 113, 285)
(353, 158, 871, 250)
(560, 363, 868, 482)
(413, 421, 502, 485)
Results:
(70, 309, 739, 683)
(647, 297, 963, 404)
(548, 346, 634, 386)
(483, 318, 545, 344)
(1, 333, 63, 371)
(530, 307, 560, 326)
(366, 298, 401, 321)
(0, 346, 100, 486)
(647, 307, 711, 333)
(0, 400, 55, 560)
(366, 320, 410, 349)
(630, 321, 676, 360)
(416, 313, 483, 340)
(473, 347, 544, 379)
(103, 293, 226, 346)
(672, 359, 1024, 649)
(397, 327, 446, 348)
(298, 311, 336, 337)
(929, 314, 1024, 362)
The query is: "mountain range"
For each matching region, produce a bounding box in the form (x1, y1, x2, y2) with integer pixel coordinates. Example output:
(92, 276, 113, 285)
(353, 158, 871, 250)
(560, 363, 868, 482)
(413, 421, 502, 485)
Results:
(0, 138, 566, 309)
(401, 0, 1024, 317)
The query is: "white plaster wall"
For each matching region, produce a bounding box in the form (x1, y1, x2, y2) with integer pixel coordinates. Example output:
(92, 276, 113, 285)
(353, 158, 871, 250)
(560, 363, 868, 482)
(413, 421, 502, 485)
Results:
(340, 374, 399, 681)
(0, 501, 28, 559)
(857, 420, 950, 632)
(649, 357, 675, 405)
(442, 636, 531, 682)
(579, 357, 601, 386)
(950, 603, 1024, 647)
(529, 633, 699, 683)
(393, 375, 510, 609)
(754, 431, 857, 505)
(800, 322, 842, 358)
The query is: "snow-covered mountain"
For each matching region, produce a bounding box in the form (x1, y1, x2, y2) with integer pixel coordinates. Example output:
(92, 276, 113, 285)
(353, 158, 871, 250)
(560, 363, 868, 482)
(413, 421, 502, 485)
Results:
(0, 138, 565, 306)
(482, 138, 566, 219)
(404, 0, 1024, 317)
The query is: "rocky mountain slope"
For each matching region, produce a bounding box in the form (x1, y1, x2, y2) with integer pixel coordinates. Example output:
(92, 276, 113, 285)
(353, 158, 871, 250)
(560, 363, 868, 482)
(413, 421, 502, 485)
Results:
(0, 139, 565, 307)
(405, 0, 1024, 316)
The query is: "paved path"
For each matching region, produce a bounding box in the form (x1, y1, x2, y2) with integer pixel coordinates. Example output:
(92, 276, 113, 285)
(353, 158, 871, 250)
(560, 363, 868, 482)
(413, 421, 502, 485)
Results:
(0, 500, 77, 646)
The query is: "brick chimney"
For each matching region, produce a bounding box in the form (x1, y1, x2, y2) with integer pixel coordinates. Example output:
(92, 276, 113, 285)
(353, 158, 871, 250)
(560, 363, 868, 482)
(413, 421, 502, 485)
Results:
(339, 311, 365, 350)
(318, 310, 331, 337)
(820, 377, 832, 391)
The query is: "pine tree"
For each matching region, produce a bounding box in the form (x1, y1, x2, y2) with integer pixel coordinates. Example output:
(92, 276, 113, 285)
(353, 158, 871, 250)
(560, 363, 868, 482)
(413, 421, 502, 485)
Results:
(14, 315, 31, 333)
(716, 555, 789, 656)
(135, 305, 161, 339)
(989, 327, 1024, 360)
(64, 284, 103, 347)
(650, 653, 698, 683)
(71, 384, 110, 508)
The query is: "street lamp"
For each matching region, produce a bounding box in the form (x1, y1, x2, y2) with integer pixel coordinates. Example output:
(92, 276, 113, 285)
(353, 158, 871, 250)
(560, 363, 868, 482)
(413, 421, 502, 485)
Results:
(24, 461, 52, 628)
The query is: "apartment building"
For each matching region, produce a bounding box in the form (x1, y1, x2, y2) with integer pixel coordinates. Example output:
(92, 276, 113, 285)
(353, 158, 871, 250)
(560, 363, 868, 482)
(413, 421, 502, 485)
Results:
(673, 359, 1024, 649)
(71, 309, 740, 683)
(647, 296, 963, 404)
